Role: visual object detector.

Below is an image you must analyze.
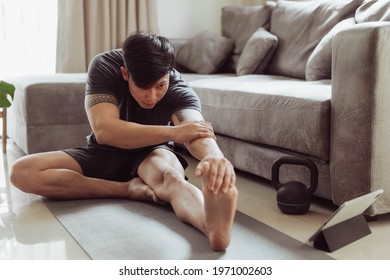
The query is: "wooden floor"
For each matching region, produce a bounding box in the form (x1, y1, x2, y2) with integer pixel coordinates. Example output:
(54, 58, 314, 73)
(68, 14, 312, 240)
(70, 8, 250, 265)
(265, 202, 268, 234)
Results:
(1, 139, 390, 260)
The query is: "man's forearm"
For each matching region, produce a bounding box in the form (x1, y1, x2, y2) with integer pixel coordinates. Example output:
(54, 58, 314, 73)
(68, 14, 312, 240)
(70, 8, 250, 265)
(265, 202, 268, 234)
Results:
(96, 119, 173, 149)
(185, 137, 224, 161)
(94, 117, 215, 150)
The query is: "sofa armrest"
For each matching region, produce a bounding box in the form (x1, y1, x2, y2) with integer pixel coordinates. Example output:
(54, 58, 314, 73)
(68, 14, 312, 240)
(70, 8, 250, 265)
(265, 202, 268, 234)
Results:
(330, 22, 390, 215)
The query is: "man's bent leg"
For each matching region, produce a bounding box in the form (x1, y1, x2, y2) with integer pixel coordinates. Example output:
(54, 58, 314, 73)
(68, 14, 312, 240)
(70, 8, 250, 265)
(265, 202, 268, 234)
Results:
(10, 151, 158, 201)
(137, 148, 237, 251)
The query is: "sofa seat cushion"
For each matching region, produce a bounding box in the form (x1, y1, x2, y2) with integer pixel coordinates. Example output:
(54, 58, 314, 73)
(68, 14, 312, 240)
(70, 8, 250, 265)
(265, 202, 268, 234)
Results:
(179, 73, 235, 83)
(186, 74, 331, 160)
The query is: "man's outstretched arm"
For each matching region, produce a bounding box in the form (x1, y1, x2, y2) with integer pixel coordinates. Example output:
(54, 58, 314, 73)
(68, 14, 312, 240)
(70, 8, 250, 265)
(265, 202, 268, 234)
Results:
(85, 94, 215, 149)
(172, 109, 236, 194)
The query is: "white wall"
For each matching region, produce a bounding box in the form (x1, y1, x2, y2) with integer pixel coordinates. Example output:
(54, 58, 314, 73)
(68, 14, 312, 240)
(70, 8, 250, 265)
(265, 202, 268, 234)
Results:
(155, 0, 264, 38)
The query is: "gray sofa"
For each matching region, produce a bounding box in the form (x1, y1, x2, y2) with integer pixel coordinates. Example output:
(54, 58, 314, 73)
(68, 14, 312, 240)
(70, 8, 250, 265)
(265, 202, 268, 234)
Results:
(7, 0, 390, 216)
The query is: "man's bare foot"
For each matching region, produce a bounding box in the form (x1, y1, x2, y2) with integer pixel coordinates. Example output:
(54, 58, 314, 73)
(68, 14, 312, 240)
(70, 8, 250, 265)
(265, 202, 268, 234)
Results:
(203, 179, 238, 251)
(126, 177, 160, 203)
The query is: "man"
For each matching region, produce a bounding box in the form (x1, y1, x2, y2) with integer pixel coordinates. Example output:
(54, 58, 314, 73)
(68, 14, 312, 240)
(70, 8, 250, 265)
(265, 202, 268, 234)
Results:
(10, 32, 238, 251)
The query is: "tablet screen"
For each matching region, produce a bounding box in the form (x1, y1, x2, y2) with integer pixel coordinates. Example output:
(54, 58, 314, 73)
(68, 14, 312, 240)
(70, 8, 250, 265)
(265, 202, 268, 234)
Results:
(307, 189, 383, 243)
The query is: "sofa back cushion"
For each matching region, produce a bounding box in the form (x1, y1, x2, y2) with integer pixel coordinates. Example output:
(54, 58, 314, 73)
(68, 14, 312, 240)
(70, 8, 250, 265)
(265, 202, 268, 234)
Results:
(175, 31, 234, 74)
(221, 2, 275, 55)
(305, 17, 356, 81)
(355, 0, 390, 22)
(221, 1, 275, 72)
(236, 28, 278, 75)
(267, 0, 363, 79)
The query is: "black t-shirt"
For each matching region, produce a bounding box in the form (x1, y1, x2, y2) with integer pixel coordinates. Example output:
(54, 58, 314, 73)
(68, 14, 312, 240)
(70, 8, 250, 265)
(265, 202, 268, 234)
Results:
(85, 49, 201, 151)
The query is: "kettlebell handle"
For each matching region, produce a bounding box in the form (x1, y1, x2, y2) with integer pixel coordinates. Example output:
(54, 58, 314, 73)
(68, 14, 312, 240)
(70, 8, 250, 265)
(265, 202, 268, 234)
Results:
(271, 156, 318, 193)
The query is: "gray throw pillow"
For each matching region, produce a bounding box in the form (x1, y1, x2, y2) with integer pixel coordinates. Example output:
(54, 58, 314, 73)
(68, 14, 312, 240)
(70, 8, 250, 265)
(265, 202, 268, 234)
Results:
(175, 31, 234, 74)
(355, 0, 390, 22)
(221, 2, 275, 55)
(306, 18, 356, 81)
(236, 28, 278, 76)
(267, 0, 363, 79)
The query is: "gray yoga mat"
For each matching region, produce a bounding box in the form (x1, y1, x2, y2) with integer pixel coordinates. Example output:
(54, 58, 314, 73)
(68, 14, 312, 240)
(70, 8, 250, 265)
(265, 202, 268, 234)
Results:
(44, 199, 332, 260)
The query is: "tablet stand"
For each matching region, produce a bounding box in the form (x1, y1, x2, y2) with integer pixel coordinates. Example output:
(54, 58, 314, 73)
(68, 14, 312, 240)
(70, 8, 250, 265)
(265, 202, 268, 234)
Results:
(312, 214, 371, 252)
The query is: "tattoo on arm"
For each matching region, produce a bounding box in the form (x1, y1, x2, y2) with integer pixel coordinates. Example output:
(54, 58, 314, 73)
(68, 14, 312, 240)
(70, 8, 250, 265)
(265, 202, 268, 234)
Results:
(85, 94, 118, 109)
(173, 109, 204, 124)
(174, 110, 186, 122)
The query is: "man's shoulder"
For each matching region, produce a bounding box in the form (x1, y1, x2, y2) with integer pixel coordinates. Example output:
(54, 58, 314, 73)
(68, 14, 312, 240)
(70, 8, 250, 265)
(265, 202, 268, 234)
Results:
(91, 49, 123, 67)
(86, 49, 125, 95)
(165, 69, 201, 112)
(88, 49, 123, 80)
(168, 69, 194, 94)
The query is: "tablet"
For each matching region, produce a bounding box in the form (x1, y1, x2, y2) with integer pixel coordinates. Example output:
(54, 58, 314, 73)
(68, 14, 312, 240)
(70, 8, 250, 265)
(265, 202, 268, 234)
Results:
(307, 189, 384, 244)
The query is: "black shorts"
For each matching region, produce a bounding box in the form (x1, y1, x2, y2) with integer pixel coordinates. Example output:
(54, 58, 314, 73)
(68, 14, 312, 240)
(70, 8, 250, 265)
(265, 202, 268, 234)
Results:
(63, 144, 188, 182)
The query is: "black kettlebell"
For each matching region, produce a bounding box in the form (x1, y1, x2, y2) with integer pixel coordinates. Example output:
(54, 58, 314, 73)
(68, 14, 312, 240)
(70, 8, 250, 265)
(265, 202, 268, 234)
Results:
(271, 156, 318, 215)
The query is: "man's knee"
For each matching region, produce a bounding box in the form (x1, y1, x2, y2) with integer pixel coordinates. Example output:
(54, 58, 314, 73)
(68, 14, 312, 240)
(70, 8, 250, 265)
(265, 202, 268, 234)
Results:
(162, 168, 186, 185)
(10, 157, 36, 193)
(155, 149, 185, 171)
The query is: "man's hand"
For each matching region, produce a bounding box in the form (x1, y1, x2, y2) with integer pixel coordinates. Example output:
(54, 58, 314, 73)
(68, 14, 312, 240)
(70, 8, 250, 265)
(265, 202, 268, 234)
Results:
(172, 120, 215, 144)
(195, 155, 236, 194)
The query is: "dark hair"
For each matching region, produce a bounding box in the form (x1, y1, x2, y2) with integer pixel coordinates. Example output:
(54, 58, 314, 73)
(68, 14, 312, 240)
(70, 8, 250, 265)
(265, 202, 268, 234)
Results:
(122, 32, 175, 89)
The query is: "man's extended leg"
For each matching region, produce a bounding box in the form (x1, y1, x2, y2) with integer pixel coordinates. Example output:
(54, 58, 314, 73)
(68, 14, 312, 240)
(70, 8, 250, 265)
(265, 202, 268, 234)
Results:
(137, 148, 238, 251)
(10, 151, 159, 202)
